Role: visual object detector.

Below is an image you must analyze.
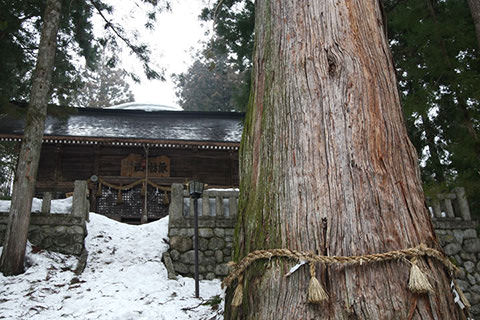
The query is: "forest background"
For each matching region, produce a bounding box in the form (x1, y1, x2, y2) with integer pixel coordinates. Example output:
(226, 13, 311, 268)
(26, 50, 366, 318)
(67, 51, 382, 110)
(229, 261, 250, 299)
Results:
(1, 0, 479, 217)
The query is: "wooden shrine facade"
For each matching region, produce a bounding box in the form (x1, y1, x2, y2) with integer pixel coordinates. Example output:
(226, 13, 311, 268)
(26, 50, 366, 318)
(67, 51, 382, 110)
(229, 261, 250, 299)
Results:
(0, 105, 242, 223)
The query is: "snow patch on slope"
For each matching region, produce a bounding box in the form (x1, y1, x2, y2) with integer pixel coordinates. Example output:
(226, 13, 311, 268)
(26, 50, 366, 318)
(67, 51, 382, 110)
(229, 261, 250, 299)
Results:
(0, 201, 224, 319)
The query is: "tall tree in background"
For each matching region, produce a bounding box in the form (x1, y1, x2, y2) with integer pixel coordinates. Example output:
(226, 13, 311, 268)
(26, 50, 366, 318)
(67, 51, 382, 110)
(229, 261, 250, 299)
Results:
(387, 0, 480, 212)
(227, 0, 461, 318)
(72, 54, 134, 108)
(195, 0, 254, 111)
(0, 141, 18, 198)
(0, 0, 62, 276)
(204, 0, 480, 216)
(0, 0, 168, 106)
(0, 0, 97, 104)
(201, 0, 254, 73)
(468, 0, 480, 48)
(173, 51, 247, 112)
(0, 0, 170, 276)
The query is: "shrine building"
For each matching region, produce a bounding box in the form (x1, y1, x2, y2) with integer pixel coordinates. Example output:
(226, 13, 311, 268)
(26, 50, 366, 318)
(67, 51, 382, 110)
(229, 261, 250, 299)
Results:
(0, 103, 243, 223)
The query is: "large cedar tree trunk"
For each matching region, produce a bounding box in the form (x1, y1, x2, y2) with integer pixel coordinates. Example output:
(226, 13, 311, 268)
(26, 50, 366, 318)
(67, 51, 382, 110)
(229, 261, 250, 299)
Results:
(468, 0, 480, 50)
(227, 1, 461, 318)
(0, 0, 62, 276)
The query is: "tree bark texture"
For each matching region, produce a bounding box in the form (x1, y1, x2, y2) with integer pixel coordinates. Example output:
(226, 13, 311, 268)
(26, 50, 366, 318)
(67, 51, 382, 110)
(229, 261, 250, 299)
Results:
(0, 0, 62, 276)
(227, 1, 462, 319)
(468, 0, 480, 50)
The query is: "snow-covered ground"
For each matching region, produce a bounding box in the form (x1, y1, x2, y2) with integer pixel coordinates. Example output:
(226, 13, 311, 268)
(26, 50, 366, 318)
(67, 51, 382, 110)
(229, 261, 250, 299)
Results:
(0, 200, 224, 319)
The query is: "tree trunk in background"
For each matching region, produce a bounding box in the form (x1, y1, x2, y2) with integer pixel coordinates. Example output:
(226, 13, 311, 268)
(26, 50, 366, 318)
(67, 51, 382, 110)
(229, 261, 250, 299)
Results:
(421, 114, 446, 183)
(226, 0, 461, 319)
(468, 0, 480, 50)
(0, 0, 62, 276)
(425, 0, 480, 163)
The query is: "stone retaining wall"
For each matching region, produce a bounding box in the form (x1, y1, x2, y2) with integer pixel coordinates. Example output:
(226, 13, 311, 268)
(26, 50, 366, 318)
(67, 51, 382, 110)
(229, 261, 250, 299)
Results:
(0, 180, 89, 256)
(167, 184, 237, 280)
(0, 213, 86, 255)
(434, 219, 480, 317)
(428, 188, 479, 316)
(168, 185, 480, 315)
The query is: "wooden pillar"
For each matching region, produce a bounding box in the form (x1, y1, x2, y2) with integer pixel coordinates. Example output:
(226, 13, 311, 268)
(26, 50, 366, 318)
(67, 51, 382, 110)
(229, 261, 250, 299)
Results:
(141, 145, 149, 224)
(90, 145, 100, 213)
(53, 145, 62, 185)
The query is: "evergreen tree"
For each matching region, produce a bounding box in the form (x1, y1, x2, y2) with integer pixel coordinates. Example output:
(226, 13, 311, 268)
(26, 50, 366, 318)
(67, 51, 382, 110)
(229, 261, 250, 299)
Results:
(173, 51, 247, 112)
(0, 0, 169, 105)
(204, 0, 480, 215)
(0, 0, 170, 276)
(387, 0, 480, 212)
(0, 0, 63, 276)
(197, 0, 254, 111)
(227, 0, 462, 317)
(72, 54, 135, 108)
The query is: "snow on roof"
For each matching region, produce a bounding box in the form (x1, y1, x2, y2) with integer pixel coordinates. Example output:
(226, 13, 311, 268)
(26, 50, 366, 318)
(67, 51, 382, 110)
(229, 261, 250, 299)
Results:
(107, 102, 183, 112)
(0, 105, 244, 144)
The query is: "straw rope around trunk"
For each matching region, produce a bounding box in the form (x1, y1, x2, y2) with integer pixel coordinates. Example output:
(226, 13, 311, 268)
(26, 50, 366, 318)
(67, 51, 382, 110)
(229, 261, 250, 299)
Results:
(223, 244, 462, 306)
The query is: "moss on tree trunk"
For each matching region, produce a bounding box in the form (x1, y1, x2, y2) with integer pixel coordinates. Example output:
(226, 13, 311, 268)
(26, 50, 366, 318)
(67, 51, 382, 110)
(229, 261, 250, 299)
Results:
(226, 0, 464, 318)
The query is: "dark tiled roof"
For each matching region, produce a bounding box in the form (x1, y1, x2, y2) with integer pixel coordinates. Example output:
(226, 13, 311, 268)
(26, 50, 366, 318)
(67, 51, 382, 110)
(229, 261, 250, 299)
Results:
(0, 106, 244, 145)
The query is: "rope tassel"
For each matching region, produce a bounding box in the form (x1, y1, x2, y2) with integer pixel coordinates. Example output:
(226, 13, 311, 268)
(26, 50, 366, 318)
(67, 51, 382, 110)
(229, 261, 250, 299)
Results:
(408, 258, 433, 294)
(308, 262, 328, 304)
(231, 275, 244, 307)
(222, 245, 458, 307)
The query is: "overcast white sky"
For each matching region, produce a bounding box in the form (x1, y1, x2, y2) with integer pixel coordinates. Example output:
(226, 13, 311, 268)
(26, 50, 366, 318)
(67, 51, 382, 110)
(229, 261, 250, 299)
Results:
(104, 0, 212, 108)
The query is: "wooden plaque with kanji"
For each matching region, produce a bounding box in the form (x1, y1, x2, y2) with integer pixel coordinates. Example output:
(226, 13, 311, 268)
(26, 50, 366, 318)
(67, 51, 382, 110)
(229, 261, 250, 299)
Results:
(121, 153, 170, 177)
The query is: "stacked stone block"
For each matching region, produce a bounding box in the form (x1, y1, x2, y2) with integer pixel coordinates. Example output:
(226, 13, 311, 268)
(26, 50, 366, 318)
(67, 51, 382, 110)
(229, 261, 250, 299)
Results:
(168, 184, 480, 315)
(168, 226, 234, 280)
(434, 219, 480, 317)
(168, 183, 237, 280)
(0, 180, 89, 256)
(0, 213, 86, 255)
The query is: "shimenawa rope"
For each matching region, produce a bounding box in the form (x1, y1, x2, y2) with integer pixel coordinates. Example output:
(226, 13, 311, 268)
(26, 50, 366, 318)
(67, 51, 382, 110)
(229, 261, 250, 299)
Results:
(223, 244, 463, 306)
